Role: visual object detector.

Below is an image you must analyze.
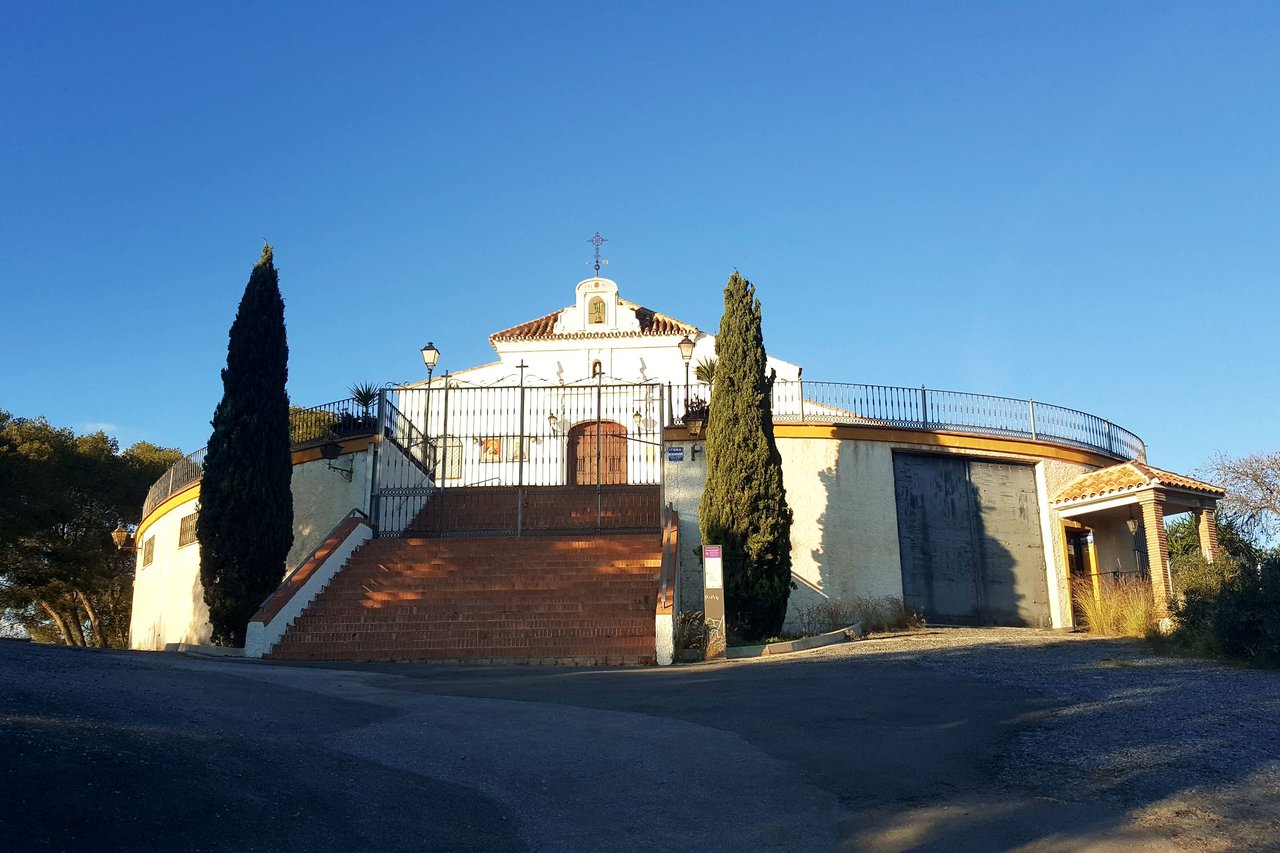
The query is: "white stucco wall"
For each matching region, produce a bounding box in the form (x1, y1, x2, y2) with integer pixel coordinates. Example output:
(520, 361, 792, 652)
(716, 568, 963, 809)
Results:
(664, 434, 908, 629)
(129, 492, 210, 650)
(780, 438, 906, 618)
(287, 446, 374, 569)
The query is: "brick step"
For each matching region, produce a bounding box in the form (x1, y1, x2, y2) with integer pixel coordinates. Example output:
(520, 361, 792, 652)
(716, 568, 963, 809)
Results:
(324, 586, 655, 598)
(328, 578, 656, 589)
(290, 614, 656, 629)
(282, 632, 655, 646)
(341, 554, 659, 565)
(334, 562, 661, 573)
(274, 635, 656, 650)
(309, 601, 654, 613)
(270, 527, 663, 664)
(268, 648, 656, 665)
(329, 579, 658, 593)
(353, 540, 658, 551)
(279, 636, 655, 649)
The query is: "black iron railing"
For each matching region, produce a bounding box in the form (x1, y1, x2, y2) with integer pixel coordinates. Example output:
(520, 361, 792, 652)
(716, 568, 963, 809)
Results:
(670, 380, 1145, 462)
(142, 398, 376, 519)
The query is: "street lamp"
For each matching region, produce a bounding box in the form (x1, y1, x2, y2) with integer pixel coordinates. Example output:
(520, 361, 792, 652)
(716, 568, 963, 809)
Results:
(111, 522, 134, 553)
(420, 341, 440, 382)
(678, 334, 695, 408)
(421, 341, 441, 463)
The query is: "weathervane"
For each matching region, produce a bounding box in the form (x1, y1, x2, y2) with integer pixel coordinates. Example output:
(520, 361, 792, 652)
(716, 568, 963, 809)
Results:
(588, 232, 609, 274)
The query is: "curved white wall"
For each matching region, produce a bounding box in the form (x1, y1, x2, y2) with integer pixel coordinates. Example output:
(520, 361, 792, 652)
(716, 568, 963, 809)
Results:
(129, 491, 210, 650)
(129, 444, 375, 650)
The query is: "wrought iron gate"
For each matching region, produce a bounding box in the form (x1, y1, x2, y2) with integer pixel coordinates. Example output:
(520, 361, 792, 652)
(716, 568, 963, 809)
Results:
(370, 382, 665, 537)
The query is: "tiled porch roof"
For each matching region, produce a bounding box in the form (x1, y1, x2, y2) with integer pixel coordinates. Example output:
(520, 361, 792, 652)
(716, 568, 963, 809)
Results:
(490, 301, 698, 342)
(1052, 461, 1224, 505)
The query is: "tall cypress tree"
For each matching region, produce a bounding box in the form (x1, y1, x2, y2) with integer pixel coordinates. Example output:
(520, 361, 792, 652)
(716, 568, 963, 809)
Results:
(197, 244, 293, 646)
(699, 271, 793, 641)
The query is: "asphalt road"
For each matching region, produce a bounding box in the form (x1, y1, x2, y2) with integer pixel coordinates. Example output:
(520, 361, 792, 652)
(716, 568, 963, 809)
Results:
(0, 634, 1209, 852)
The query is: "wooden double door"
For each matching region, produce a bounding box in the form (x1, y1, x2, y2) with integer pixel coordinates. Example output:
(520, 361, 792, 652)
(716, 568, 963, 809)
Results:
(567, 420, 628, 486)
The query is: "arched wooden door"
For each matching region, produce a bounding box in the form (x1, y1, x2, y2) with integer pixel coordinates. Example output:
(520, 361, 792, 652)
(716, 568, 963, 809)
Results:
(567, 420, 628, 486)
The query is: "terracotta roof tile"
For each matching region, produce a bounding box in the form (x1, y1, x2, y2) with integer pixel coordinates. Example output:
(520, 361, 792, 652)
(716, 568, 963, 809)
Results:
(490, 310, 561, 341)
(1052, 462, 1224, 504)
(489, 301, 699, 342)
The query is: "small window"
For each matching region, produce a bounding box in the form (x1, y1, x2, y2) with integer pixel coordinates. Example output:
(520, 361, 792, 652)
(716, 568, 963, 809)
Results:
(178, 512, 198, 548)
(591, 360, 603, 378)
(142, 536, 155, 567)
(441, 437, 463, 480)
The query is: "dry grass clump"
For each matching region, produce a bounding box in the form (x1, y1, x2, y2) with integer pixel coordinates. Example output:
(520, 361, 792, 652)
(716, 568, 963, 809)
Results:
(675, 611, 706, 652)
(798, 595, 924, 636)
(1071, 575, 1157, 637)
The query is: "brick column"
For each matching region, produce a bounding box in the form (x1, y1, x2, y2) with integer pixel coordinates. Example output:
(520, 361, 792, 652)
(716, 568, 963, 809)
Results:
(1195, 507, 1220, 563)
(1140, 490, 1173, 615)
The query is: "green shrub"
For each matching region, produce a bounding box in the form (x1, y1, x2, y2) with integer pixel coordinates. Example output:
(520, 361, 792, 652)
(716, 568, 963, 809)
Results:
(1170, 554, 1280, 666)
(288, 405, 339, 445)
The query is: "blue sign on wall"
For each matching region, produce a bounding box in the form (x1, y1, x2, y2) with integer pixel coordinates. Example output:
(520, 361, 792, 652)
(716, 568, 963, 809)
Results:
(667, 446, 685, 462)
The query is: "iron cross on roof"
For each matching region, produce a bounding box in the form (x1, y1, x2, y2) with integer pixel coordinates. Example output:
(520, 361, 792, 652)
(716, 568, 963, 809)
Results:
(588, 232, 609, 274)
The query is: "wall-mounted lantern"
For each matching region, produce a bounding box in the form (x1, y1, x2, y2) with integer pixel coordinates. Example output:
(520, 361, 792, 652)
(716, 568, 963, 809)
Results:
(111, 522, 135, 553)
(320, 442, 354, 481)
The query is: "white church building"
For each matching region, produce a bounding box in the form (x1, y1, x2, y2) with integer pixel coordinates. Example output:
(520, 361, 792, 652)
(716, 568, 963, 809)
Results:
(128, 271, 1223, 663)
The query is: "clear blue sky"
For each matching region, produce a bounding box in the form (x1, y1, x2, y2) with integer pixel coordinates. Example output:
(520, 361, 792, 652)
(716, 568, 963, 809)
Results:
(1, 2, 1276, 476)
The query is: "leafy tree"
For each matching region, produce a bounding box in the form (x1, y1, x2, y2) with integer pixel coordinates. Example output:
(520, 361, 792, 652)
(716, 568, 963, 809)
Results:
(197, 244, 293, 646)
(0, 411, 181, 646)
(699, 271, 793, 641)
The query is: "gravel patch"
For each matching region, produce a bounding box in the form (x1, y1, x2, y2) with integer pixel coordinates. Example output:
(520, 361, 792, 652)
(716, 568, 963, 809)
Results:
(763, 628, 1280, 851)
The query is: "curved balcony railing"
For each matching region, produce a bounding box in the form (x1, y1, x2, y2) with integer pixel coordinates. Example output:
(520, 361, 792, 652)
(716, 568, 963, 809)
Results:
(673, 380, 1145, 462)
(141, 398, 376, 519)
(144, 382, 1146, 523)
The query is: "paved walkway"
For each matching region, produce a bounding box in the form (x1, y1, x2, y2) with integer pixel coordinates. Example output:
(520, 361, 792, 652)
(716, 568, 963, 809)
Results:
(2, 629, 1277, 851)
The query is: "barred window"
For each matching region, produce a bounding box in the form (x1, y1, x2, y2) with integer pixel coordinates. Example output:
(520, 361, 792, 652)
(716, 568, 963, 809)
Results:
(178, 512, 198, 548)
(442, 437, 463, 480)
(142, 536, 155, 567)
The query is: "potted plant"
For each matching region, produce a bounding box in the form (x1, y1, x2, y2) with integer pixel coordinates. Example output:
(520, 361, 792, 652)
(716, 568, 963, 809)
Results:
(682, 396, 710, 437)
(347, 383, 381, 435)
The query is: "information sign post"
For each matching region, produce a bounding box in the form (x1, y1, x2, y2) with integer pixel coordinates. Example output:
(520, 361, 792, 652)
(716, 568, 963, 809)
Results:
(703, 545, 726, 659)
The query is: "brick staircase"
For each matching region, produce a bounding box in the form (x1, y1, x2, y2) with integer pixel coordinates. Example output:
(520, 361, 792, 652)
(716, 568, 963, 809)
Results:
(267, 533, 663, 664)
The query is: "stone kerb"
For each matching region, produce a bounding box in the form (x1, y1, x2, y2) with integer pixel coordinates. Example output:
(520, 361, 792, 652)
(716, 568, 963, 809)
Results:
(245, 511, 372, 658)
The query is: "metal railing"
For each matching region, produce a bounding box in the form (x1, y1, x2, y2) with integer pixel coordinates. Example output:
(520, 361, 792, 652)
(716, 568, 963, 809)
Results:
(142, 398, 377, 519)
(144, 379, 1146, 524)
(142, 447, 208, 518)
(374, 383, 666, 537)
(669, 380, 1145, 461)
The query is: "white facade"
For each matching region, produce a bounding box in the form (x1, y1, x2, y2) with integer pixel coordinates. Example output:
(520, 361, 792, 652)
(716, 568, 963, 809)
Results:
(413, 276, 801, 390)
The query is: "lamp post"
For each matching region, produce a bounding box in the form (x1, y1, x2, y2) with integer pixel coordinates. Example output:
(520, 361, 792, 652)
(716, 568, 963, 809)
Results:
(678, 334, 695, 411)
(421, 341, 440, 457)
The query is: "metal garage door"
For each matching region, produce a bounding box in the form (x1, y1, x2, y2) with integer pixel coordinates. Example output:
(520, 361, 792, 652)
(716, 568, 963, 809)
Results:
(892, 453, 1049, 627)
